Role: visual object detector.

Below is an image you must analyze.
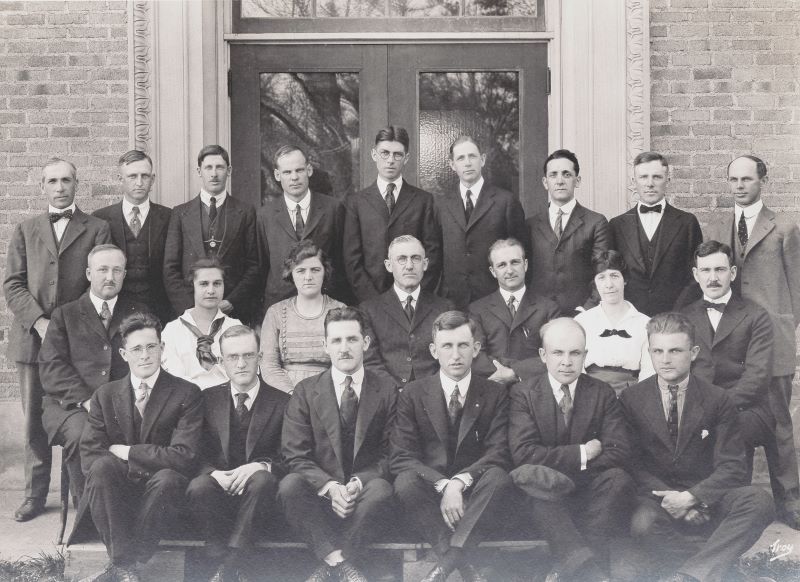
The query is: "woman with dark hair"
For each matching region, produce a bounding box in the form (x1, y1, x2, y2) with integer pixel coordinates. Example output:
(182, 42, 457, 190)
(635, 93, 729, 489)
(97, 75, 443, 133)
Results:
(260, 240, 345, 393)
(574, 250, 654, 395)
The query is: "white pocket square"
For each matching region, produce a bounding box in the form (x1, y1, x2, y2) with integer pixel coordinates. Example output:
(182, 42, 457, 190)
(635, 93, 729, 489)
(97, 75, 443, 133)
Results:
(701, 430, 709, 439)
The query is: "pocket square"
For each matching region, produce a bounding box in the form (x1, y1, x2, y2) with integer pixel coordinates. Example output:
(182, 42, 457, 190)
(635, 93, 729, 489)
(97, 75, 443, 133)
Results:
(701, 429, 709, 439)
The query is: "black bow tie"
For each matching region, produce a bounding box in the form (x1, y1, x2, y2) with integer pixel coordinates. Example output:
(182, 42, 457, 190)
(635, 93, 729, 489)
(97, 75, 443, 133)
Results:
(639, 204, 662, 214)
(599, 329, 632, 338)
(49, 210, 73, 223)
(703, 301, 726, 313)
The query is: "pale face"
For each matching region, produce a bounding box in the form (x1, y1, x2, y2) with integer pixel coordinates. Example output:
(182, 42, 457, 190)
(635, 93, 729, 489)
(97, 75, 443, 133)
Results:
(86, 249, 126, 300)
(430, 324, 481, 382)
(372, 140, 408, 182)
(489, 244, 528, 293)
(542, 157, 580, 206)
(539, 323, 587, 385)
(41, 161, 77, 210)
(727, 157, 765, 208)
(193, 267, 225, 310)
(385, 239, 428, 293)
(693, 252, 736, 300)
(648, 332, 699, 384)
(197, 154, 230, 195)
(324, 320, 370, 375)
(220, 333, 261, 391)
(291, 255, 325, 298)
(119, 159, 154, 205)
(274, 150, 312, 202)
(120, 328, 163, 380)
(449, 141, 485, 187)
(634, 159, 669, 205)
(594, 268, 626, 306)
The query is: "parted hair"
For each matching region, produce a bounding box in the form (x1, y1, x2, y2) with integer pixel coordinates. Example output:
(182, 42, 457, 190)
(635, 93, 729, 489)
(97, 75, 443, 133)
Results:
(646, 312, 696, 346)
(88, 244, 125, 263)
(694, 240, 734, 267)
(727, 154, 767, 179)
(219, 325, 260, 353)
(324, 306, 368, 337)
(488, 237, 527, 266)
(634, 151, 668, 169)
(42, 157, 77, 182)
(197, 144, 230, 167)
(273, 144, 308, 167)
(120, 312, 162, 343)
(591, 250, 628, 280)
(118, 149, 153, 169)
(187, 257, 226, 285)
(543, 149, 580, 176)
(374, 126, 409, 151)
(449, 136, 482, 159)
(431, 310, 477, 341)
(282, 240, 333, 287)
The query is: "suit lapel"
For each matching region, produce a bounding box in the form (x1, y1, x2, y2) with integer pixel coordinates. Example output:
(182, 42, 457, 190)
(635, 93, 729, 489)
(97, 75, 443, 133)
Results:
(112, 376, 136, 444)
(58, 209, 89, 255)
(312, 371, 344, 472)
(108, 296, 133, 341)
(558, 203, 585, 246)
(366, 183, 391, 222)
(188, 198, 208, 257)
(466, 186, 493, 230)
(110, 203, 127, 254)
(745, 207, 775, 257)
(532, 212, 558, 247)
(713, 298, 746, 347)
(33, 214, 59, 259)
(383, 290, 412, 332)
(689, 302, 714, 350)
(676, 377, 705, 458)
(79, 294, 110, 343)
(274, 198, 298, 240)
(650, 204, 681, 275)
(532, 377, 558, 444)
(139, 371, 172, 443)
(569, 376, 597, 443)
(617, 210, 646, 272)
(389, 183, 414, 227)
(246, 381, 279, 460)
(303, 193, 324, 237)
(641, 378, 674, 451)
(443, 191, 467, 231)
(511, 291, 538, 332)
(488, 291, 513, 328)
(457, 378, 484, 449)
(353, 374, 380, 461)
(207, 386, 231, 466)
(410, 292, 435, 333)
(423, 378, 449, 447)
(147, 204, 170, 242)
(217, 199, 242, 259)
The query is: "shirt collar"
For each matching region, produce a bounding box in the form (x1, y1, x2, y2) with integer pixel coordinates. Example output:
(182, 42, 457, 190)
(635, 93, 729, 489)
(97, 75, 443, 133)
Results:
(89, 292, 118, 315)
(638, 199, 666, 212)
(439, 370, 471, 399)
(735, 199, 763, 220)
(200, 189, 228, 207)
(331, 365, 365, 399)
(460, 176, 484, 199)
(283, 190, 311, 211)
(122, 198, 150, 218)
(131, 367, 160, 390)
(547, 373, 578, 398)
(393, 284, 421, 303)
(376, 176, 403, 197)
(180, 307, 227, 326)
(498, 285, 526, 307)
(703, 289, 732, 305)
(658, 374, 690, 392)
(549, 197, 577, 216)
(48, 202, 77, 215)
(231, 380, 261, 409)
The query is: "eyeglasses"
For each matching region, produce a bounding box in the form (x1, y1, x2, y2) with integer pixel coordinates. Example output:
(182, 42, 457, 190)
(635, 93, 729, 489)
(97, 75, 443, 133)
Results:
(377, 149, 406, 161)
(127, 343, 161, 356)
(223, 352, 259, 364)
(394, 255, 424, 266)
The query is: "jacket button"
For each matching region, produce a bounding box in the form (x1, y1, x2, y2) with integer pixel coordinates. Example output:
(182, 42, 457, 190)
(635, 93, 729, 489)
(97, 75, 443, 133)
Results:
(406, 357, 412, 362)
(49, 281, 55, 286)
(103, 345, 108, 351)
(402, 378, 407, 383)
(101, 371, 107, 376)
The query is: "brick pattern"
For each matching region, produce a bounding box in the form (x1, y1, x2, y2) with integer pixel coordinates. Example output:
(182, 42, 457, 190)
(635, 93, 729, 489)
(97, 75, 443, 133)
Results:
(0, 1, 129, 399)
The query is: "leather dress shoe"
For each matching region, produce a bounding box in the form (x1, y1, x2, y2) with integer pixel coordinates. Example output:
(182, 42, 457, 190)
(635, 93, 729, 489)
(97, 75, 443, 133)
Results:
(459, 563, 488, 582)
(306, 564, 332, 582)
(14, 497, 45, 522)
(332, 560, 369, 582)
(779, 507, 800, 530)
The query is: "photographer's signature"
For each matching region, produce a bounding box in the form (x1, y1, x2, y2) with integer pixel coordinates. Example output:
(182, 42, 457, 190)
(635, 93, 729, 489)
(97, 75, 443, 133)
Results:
(769, 539, 794, 561)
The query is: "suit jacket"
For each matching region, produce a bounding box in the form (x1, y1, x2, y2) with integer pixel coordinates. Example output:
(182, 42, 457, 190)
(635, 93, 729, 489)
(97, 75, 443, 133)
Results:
(619, 375, 748, 506)
(93, 201, 173, 324)
(3, 209, 111, 363)
(509, 373, 630, 479)
(609, 203, 702, 316)
(435, 184, 529, 309)
(705, 205, 800, 375)
(681, 295, 773, 428)
(343, 180, 442, 303)
(527, 202, 610, 315)
(390, 374, 510, 484)
(282, 369, 397, 490)
(256, 193, 350, 310)
(39, 292, 148, 439)
(361, 289, 454, 387)
(197, 380, 290, 477)
(469, 289, 560, 382)
(163, 195, 260, 321)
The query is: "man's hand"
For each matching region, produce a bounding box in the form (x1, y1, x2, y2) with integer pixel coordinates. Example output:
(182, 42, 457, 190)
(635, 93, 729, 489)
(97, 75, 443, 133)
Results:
(229, 463, 267, 495)
(653, 490, 697, 520)
(584, 439, 602, 461)
(33, 317, 50, 340)
(440, 480, 465, 531)
(109, 444, 130, 461)
(210, 470, 236, 493)
(488, 360, 518, 385)
(683, 508, 711, 526)
(329, 484, 356, 519)
(219, 300, 234, 314)
(345, 478, 362, 499)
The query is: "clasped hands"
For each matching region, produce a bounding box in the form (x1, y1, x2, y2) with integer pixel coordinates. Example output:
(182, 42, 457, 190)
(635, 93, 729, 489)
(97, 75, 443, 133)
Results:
(211, 462, 267, 496)
(653, 489, 710, 525)
(328, 479, 362, 519)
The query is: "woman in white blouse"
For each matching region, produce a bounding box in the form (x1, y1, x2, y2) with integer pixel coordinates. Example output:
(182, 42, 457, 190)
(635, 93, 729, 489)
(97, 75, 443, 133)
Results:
(161, 258, 241, 389)
(575, 250, 655, 395)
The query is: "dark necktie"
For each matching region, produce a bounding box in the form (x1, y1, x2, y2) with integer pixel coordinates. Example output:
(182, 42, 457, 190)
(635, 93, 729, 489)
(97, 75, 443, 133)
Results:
(599, 328, 632, 338)
(100, 301, 111, 330)
(385, 183, 396, 214)
(294, 204, 305, 240)
(639, 204, 662, 214)
(339, 376, 358, 431)
(448, 386, 462, 429)
(507, 295, 517, 318)
(559, 384, 573, 426)
(135, 381, 150, 416)
(209, 196, 218, 223)
(49, 209, 73, 223)
(130, 205, 142, 238)
(702, 301, 726, 313)
(464, 190, 474, 222)
(235, 392, 249, 420)
(179, 317, 226, 369)
(667, 384, 679, 445)
(554, 208, 564, 239)
(404, 295, 415, 322)
(737, 212, 748, 248)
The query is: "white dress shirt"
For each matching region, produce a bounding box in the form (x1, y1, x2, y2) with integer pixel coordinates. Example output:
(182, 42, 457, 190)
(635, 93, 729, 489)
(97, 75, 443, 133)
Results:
(284, 190, 311, 229)
(376, 176, 404, 202)
(547, 374, 587, 470)
(393, 284, 421, 312)
(88, 292, 118, 318)
(230, 381, 261, 412)
(460, 176, 484, 209)
(498, 285, 526, 312)
(548, 198, 577, 231)
(658, 375, 690, 425)
(734, 199, 763, 239)
(131, 368, 160, 392)
(200, 189, 228, 209)
(122, 198, 150, 229)
(637, 199, 666, 240)
(703, 289, 732, 332)
(48, 202, 77, 242)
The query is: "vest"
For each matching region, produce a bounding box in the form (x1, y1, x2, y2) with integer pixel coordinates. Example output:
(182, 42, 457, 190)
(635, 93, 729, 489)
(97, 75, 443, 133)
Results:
(555, 402, 570, 445)
(122, 218, 151, 296)
(200, 198, 226, 257)
(340, 411, 356, 480)
(636, 215, 662, 276)
(229, 402, 253, 469)
(731, 218, 745, 296)
(446, 402, 464, 473)
(132, 401, 143, 445)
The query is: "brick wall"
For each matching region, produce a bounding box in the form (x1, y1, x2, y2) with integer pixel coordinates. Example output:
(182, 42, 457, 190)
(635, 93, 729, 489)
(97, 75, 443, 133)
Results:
(0, 1, 129, 399)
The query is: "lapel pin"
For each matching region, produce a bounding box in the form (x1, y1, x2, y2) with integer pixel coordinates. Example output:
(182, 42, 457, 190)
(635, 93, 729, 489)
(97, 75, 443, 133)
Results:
(701, 429, 709, 439)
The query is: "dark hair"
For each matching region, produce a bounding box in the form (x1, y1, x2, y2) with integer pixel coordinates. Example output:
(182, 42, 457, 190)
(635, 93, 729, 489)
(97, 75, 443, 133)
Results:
(634, 151, 668, 169)
(431, 310, 477, 342)
(591, 250, 628, 280)
(187, 258, 226, 285)
(543, 149, 580, 176)
(374, 126, 409, 152)
(118, 149, 153, 169)
(219, 325, 260, 353)
(324, 306, 368, 337)
(282, 240, 333, 287)
(694, 240, 734, 267)
(487, 238, 527, 266)
(727, 154, 767, 179)
(120, 312, 162, 344)
(273, 145, 308, 167)
(449, 136, 482, 159)
(646, 312, 696, 345)
(197, 145, 230, 167)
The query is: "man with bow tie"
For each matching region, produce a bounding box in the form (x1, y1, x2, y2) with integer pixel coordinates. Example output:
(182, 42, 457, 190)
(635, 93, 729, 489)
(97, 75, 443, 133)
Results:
(68, 312, 203, 582)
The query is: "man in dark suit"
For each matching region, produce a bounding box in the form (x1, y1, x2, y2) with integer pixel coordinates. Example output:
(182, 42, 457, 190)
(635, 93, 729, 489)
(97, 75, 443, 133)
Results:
(39, 244, 147, 501)
(187, 325, 290, 582)
(93, 150, 173, 324)
(343, 126, 442, 303)
(509, 318, 634, 581)
(3, 158, 111, 521)
(392, 311, 513, 582)
(257, 145, 349, 312)
(620, 313, 773, 582)
(527, 149, 610, 316)
(361, 235, 454, 389)
(436, 136, 529, 310)
(609, 151, 702, 316)
(279, 307, 397, 582)
(706, 155, 800, 528)
(163, 145, 260, 323)
(469, 238, 560, 386)
(69, 312, 203, 582)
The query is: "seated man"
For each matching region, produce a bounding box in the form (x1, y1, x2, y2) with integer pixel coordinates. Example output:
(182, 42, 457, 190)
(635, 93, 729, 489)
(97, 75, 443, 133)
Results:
(392, 311, 513, 582)
(279, 307, 397, 582)
(509, 317, 633, 581)
(361, 235, 453, 388)
(69, 312, 203, 582)
(620, 313, 774, 582)
(186, 325, 290, 582)
(469, 238, 560, 386)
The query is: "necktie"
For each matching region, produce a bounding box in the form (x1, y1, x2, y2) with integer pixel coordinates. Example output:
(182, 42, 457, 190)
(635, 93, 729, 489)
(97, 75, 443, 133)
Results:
(235, 392, 249, 419)
(599, 328, 632, 338)
(448, 386, 462, 428)
(385, 183, 396, 214)
(404, 295, 415, 322)
(209, 196, 217, 223)
(135, 381, 150, 416)
(639, 204, 662, 214)
(507, 295, 517, 318)
(179, 317, 226, 370)
(554, 208, 564, 239)
(100, 301, 111, 330)
(667, 384, 679, 445)
(49, 209, 73, 223)
(339, 376, 358, 430)
(702, 301, 726, 313)
(130, 205, 142, 237)
(294, 204, 305, 240)
(464, 190, 474, 222)
(737, 212, 748, 248)
(559, 384, 573, 426)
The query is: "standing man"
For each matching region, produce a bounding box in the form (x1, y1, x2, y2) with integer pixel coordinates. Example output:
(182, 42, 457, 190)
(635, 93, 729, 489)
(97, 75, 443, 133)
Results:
(527, 149, 610, 316)
(436, 136, 529, 310)
(391, 311, 513, 582)
(609, 151, 703, 316)
(186, 325, 290, 582)
(279, 307, 397, 582)
(163, 145, 260, 323)
(3, 158, 111, 521)
(94, 150, 173, 324)
(621, 313, 774, 582)
(469, 238, 561, 386)
(343, 126, 442, 303)
(69, 312, 203, 582)
(361, 235, 454, 389)
(257, 145, 348, 311)
(705, 154, 800, 528)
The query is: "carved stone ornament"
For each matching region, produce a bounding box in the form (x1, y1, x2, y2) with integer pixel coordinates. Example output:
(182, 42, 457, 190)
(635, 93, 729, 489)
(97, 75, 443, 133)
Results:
(626, 0, 649, 204)
(129, 0, 152, 153)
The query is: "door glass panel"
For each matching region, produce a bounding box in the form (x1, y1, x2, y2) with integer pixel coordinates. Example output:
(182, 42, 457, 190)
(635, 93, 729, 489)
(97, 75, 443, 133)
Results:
(259, 72, 360, 201)
(242, 0, 312, 17)
(464, 0, 537, 16)
(418, 71, 520, 196)
(389, 0, 459, 17)
(319, 0, 385, 17)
